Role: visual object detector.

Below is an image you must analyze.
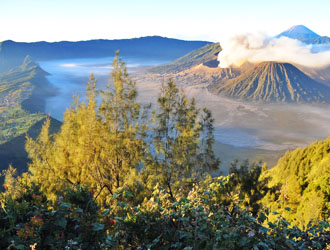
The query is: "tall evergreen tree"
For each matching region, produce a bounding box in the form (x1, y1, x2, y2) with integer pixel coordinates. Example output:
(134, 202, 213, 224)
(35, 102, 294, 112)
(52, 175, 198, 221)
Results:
(26, 54, 148, 204)
(228, 160, 270, 216)
(96, 51, 149, 196)
(194, 108, 220, 181)
(146, 80, 219, 197)
(26, 75, 101, 201)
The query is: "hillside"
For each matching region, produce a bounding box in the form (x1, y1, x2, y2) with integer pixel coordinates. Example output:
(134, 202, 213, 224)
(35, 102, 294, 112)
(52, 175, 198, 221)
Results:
(0, 56, 47, 144)
(0, 117, 61, 176)
(169, 64, 240, 85)
(148, 43, 221, 73)
(277, 25, 330, 44)
(0, 57, 60, 174)
(297, 64, 330, 86)
(309, 36, 330, 44)
(210, 61, 330, 103)
(277, 25, 320, 40)
(0, 55, 55, 114)
(262, 137, 330, 226)
(0, 36, 211, 73)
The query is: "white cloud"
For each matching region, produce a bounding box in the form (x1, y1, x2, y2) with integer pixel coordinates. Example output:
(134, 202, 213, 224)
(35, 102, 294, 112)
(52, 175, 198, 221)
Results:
(218, 33, 330, 68)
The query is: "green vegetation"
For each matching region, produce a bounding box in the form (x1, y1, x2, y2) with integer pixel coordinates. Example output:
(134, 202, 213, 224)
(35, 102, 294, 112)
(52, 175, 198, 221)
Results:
(0, 105, 44, 145)
(149, 43, 221, 73)
(25, 53, 219, 204)
(145, 80, 219, 197)
(1, 166, 329, 249)
(1, 174, 109, 249)
(0, 55, 59, 175)
(210, 61, 330, 103)
(0, 117, 61, 177)
(1, 54, 330, 249)
(262, 137, 330, 227)
(0, 55, 53, 144)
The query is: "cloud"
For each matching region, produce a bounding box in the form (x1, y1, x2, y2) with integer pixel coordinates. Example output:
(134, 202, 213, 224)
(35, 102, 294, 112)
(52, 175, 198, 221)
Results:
(218, 33, 330, 68)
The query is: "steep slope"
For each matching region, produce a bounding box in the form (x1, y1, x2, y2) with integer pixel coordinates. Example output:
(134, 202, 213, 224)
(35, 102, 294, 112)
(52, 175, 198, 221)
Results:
(0, 55, 57, 145)
(0, 117, 61, 176)
(149, 43, 221, 73)
(309, 36, 330, 44)
(0, 56, 60, 175)
(277, 25, 330, 44)
(0, 37, 211, 73)
(210, 61, 330, 103)
(262, 137, 330, 226)
(297, 64, 330, 86)
(0, 55, 55, 113)
(278, 25, 320, 40)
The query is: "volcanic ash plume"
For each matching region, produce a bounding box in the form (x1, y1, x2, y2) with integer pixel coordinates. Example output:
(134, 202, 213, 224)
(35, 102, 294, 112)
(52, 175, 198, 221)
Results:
(218, 33, 330, 68)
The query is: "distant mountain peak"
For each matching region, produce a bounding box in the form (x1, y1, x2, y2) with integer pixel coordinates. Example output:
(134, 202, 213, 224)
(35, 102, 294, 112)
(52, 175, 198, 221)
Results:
(277, 25, 320, 40)
(285, 25, 320, 36)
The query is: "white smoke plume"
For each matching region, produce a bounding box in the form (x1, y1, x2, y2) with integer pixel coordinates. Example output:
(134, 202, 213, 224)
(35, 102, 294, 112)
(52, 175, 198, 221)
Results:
(218, 33, 330, 68)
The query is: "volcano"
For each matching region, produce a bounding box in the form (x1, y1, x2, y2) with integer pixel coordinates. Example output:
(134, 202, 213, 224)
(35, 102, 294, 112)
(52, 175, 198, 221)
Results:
(210, 61, 330, 103)
(277, 25, 320, 40)
(277, 25, 330, 44)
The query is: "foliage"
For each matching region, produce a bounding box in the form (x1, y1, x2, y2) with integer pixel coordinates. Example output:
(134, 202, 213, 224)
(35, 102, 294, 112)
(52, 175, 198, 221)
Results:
(262, 137, 330, 226)
(2, 55, 330, 249)
(145, 79, 219, 197)
(227, 160, 271, 216)
(26, 54, 219, 206)
(97, 52, 149, 195)
(112, 177, 330, 249)
(26, 54, 149, 205)
(0, 177, 111, 250)
(1, 173, 329, 250)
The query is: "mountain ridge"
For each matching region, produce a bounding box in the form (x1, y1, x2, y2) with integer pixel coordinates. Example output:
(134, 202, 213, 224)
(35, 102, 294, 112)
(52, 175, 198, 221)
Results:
(148, 43, 221, 74)
(0, 56, 60, 173)
(0, 36, 212, 73)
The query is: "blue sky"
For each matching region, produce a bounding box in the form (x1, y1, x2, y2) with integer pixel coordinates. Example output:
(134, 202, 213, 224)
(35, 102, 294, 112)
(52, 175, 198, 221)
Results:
(1, 0, 329, 42)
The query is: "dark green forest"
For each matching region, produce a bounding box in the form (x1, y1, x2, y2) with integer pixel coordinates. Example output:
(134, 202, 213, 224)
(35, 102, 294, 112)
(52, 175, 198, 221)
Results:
(0, 54, 329, 249)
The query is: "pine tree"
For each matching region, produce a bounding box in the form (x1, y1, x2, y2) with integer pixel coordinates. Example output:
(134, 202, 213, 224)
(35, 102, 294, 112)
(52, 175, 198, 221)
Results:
(26, 56, 219, 205)
(26, 75, 100, 201)
(26, 54, 149, 204)
(96, 51, 149, 196)
(228, 160, 270, 216)
(146, 80, 219, 197)
(194, 108, 220, 181)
